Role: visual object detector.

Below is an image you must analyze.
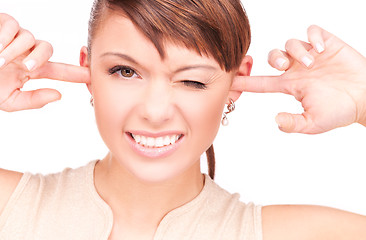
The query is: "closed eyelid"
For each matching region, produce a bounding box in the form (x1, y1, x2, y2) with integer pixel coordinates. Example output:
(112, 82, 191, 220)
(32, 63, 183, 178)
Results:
(182, 80, 207, 89)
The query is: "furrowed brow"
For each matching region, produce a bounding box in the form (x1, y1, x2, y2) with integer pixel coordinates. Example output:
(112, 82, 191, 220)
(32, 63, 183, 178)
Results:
(174, 65, 217, 74)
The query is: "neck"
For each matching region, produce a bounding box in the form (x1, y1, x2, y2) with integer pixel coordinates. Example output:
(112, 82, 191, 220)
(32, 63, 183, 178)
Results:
(94, 153, 205, 228)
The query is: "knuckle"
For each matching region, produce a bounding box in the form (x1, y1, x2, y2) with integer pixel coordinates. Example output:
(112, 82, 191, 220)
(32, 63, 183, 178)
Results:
(285, 39, 297, 50)
(0, 13, 13, 20)
(23, 30, 36, 45)
(43, 41, 54, 55)
(1, 13, 17, 23)
(267, 49, 279, 63)
(7, 18, 20, 31)
(268, 49, 281, 57)
(307, 24, 319, 33)
(0, 12, 9, 18)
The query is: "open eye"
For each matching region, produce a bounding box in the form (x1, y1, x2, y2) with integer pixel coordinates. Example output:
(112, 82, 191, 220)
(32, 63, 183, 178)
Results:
(109, 65, 140, 79)
(181, 80, 207, 89)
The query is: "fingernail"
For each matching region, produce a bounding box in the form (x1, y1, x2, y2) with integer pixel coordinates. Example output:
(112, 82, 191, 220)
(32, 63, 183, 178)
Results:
(275, 58, 287, 69)
(24, 59, 37, 71)
(301, 55, 313, 68)
(275, 115, 283, 129)
(0, 57, 5, 68)
(51, 96, 62, 103)
(316, 43, 324, 53)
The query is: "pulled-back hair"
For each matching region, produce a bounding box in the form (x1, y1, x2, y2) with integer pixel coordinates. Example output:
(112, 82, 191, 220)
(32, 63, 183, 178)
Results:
(88, 0, 251, 179)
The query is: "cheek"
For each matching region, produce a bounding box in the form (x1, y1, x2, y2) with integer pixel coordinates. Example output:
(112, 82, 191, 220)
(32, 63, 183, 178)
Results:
(181, 90, 227, 150)
(92, 75, 135, 143)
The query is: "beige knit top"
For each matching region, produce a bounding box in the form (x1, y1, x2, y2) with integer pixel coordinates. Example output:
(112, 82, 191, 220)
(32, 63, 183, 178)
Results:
(0, 160, 262, 240)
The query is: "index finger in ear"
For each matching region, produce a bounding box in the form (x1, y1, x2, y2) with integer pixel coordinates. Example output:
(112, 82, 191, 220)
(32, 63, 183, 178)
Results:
(32, 62, 91, 84)
(0, 14, 20, 52)
(232, 75, 288, 94)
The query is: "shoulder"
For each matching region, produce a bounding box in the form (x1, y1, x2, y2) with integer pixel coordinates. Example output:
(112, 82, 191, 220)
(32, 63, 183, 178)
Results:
(262, 205, 366, 240)
(0, 168, 23, 215)
(0, 160, 96, 216)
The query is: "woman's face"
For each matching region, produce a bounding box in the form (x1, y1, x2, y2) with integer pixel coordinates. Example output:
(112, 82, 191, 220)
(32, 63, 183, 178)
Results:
(81, 11, 244, 182)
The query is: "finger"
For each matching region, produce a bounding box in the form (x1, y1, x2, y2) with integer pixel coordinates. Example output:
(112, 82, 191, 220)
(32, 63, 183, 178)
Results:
(22, 40, 53, 72)
(285, 39, 314, 68)
(232, 75, 288, 94)
(0, 14, 20, 52)
(268, 49, 293, 71)
(307, 25, 325, 54)
(31, 62, 91, 84)
(2, 88, 61, 112)
(308, 25, 335, 50)
(275, 112, 313, 133)
(0, 28, 35, 69)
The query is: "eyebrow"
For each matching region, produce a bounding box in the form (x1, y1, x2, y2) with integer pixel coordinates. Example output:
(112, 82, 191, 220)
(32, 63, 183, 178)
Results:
(100, 52, 218, 73)
(100, 52, 139, 65)
(173, 65, 217, 74)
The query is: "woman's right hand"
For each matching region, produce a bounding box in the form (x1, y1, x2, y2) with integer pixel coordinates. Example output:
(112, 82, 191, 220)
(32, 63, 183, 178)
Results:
(0, 13, 90, 112)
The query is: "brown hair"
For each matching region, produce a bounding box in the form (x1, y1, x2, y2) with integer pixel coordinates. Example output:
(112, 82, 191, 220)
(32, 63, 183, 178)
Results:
(88, 0, 251, 179)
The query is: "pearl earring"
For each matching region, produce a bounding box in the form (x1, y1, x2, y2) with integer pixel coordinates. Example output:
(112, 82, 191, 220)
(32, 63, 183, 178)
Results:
(221, 99, 235, 126)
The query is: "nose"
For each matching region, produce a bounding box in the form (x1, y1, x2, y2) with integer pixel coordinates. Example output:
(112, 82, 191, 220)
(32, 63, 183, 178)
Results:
(140, 81, 174, 125)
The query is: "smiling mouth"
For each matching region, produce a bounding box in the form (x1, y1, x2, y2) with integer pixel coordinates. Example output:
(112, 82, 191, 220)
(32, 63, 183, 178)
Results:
(128, 133, 183, 148)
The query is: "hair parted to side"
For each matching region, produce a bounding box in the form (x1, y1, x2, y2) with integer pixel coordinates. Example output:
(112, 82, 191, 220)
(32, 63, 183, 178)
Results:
(88, 0, 251, 179)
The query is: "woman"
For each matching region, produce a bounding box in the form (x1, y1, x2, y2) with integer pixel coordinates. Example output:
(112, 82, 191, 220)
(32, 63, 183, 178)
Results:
(0, 0, 365, 239)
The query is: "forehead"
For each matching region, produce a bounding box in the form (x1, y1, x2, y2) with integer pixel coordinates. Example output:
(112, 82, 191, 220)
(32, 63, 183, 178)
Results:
(92, 11, 220, 68)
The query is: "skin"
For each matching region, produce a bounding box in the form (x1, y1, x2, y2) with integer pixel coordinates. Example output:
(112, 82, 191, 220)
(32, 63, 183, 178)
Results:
(0, 10, 365, 240)
(238, 25, 366, 132)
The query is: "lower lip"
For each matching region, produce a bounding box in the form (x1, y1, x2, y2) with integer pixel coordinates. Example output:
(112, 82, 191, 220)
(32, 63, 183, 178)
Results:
(125, 133, 184, 159)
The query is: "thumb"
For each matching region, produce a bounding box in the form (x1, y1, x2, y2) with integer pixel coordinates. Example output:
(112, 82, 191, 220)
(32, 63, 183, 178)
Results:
(9, 89, 61, 111)
(275, 112, 313, 134)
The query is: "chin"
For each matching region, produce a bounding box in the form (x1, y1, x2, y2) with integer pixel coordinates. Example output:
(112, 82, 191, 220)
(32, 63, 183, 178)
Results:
(129, 163, 187, 183)
(108, 139, 201, 183)
(112, 153, 191, 184)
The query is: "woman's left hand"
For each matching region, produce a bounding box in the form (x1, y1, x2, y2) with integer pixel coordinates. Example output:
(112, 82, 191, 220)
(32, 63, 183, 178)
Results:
(234, 25, 366, 134)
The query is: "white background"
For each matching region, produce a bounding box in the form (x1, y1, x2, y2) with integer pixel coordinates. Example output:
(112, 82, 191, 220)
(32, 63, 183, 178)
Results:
(1, 0, 365, 216)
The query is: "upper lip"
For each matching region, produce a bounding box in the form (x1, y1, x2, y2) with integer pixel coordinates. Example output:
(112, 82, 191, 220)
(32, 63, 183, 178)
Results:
(127, 130, 184, 138)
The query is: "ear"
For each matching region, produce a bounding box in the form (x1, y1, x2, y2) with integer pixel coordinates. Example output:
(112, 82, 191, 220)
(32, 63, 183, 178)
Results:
(228, 55, 253, 103)
(80, 46, 92, 95)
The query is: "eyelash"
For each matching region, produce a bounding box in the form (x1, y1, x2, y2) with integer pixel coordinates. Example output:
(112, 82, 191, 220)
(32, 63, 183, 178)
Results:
(108, 66, 207, 89)
(181, 80, 207, 90)
(108, 65, 139, 78)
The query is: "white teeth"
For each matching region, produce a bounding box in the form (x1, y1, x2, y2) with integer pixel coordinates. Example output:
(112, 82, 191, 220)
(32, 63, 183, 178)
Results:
(131, 134, 181, 148)
(134, 134, 141, 143)
(146, 137, 155, 147)
(155, 137, 164, 147)
(163, 136, 171, 146)
(170, 136, 176, 145)
(141, 136, 147, 146)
